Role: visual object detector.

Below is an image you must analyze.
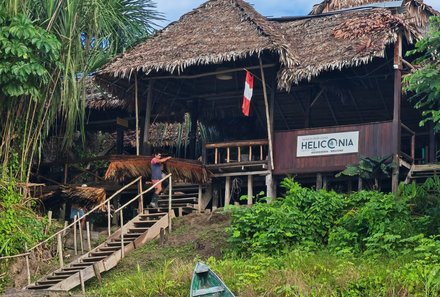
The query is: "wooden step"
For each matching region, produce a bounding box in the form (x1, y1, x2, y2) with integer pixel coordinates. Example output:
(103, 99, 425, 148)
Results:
(60, 267, 83, 272)
(90, 250, 115, 256)
(27, 284, 52, 290)
(36, 279, 60, 285)
(128, 227, 150, 232)
(160, 192, 198, 198)
(123, 233, 144, 239)
(82, 255, 107, 262)
(158, 197, 197, 203)
(70, 263, 92, 267)
(46, 275, 69, 280)
(139, 212, 167, 218)
(98, 246, 121, 251)
(54, 270, 78, 276)
(107, 240, 132, 247)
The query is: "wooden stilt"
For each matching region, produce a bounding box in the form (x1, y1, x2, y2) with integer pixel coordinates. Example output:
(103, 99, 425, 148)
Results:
(247, 175, 253, 205)
(93, 263, 102, 286)
(225, 176, 231, 206)
(198, 185, 203, 213)
(358, 177, 363, 191)
(265, 174, 275, 200)
(135, 73, 140, 156)
(79, 270, 85, 294)
(323, 175, 328, 190)
(316, 173, 323, 190)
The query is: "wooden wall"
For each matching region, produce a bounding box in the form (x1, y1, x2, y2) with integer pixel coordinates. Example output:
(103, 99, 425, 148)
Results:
(273, 121, 394, 174)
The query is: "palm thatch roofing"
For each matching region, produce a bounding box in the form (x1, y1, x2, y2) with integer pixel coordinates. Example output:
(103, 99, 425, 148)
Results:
(310, 0, 439, 28)
(96, 0, 437, 91)
(85, 78, 127, 110)
(278, 9, 413, 86)
(105, 155, 211, 184)
(98, 0, 297, 80)
(41, 186, 107, 210)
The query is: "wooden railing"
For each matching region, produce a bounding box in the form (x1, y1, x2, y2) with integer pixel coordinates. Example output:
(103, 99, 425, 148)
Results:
(204, 139, 269, 165)
(401, 123, 415, 163)
(0, 175, 173, 286)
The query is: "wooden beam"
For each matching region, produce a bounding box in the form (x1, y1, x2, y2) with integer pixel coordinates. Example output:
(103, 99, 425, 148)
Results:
(142, 80, 154, 155)
(134, 73, 140, 156)
(259, 58, 274, 170)
(310, 89, 325, 107)
(325, 94, 339, 125)
(142, 64, 276, 80)
(392, 34, 403, 193)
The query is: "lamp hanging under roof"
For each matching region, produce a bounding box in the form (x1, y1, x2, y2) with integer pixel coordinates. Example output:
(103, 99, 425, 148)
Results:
(215, 67, 233, 80)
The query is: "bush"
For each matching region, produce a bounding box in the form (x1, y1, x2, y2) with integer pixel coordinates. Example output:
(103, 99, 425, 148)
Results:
(0, 180, 47, 257)
(227, 178, 345, 254)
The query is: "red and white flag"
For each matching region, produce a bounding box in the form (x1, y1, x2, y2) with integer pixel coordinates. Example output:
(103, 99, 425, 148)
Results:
(242, 71, 254, 116)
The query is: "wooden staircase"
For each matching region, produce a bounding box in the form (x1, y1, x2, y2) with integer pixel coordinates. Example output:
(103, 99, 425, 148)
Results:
(405, 164, 440, 184)
(26, 211, 171, 292)
(158, 183, 207, 215)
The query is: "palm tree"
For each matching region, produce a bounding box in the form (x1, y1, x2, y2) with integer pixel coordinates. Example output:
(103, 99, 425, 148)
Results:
(0, 0, 163, 181)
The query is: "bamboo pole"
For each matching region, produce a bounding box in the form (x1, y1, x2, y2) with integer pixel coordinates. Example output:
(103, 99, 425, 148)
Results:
(198, 185, 203, 213)
(259, 58, 275, 170)
(135, 73, 140, 156)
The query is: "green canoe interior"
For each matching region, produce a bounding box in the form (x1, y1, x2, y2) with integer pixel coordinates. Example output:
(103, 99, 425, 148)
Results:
(191, 263, 235, 297)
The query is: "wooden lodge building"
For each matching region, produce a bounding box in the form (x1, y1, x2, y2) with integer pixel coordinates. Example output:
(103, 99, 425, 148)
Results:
(82, 0, 439, 208)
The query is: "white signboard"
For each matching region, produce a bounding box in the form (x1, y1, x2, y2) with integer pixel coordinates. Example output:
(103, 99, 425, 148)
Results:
(297, 131, 359, 157)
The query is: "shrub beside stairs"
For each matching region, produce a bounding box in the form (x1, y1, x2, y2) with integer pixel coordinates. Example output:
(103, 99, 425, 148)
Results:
(26, 211, 172, 292)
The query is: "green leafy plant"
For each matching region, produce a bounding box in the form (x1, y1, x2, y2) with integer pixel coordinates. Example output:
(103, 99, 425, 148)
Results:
(336, 155, 395, 190)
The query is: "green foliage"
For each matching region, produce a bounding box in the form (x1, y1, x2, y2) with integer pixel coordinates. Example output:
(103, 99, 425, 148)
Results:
(0, 12, 61, 99)
(0, 180, 47, 257)
(403, 16, 440, 132)
(328, 191, 414, 256)
(227, 178, 345, 254)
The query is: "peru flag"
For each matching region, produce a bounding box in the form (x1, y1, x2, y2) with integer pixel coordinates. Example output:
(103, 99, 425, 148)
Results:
(242, 71, 254, 116)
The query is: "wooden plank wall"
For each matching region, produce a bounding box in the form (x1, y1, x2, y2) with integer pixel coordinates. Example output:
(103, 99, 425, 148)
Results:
(273, 121, 394, 174)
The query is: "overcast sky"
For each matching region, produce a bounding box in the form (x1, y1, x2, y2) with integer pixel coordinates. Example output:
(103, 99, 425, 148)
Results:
(155, 0, 440, 27)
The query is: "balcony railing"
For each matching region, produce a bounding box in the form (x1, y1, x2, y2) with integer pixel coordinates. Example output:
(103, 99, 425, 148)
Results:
(204, 139, 269, 166)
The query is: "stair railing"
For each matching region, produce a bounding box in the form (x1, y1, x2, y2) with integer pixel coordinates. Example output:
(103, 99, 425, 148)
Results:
(0, 176, 143, 286)
(114, 173, 173, 258)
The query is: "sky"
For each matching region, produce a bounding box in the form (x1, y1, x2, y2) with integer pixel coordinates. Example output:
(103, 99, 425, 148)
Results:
(155, 0, 440, 28)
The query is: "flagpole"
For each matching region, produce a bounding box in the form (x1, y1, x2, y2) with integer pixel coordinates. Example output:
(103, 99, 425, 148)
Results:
(259, 57, 274, 170)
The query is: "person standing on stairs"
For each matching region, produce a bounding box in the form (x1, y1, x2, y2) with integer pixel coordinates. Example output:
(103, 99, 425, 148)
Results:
(150, 152, 171, 208)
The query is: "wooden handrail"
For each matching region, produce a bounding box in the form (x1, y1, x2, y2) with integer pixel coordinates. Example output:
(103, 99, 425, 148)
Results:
(401, 123, 415, 135)
(27, 176, 142, 252)
(205, 139, 268, 149)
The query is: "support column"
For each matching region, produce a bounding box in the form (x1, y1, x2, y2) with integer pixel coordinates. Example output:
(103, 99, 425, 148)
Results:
(247, 175, 253, 205)
(265, 174, 275, 200)
(392, 34, 402, 193)
(316, 173, 323, 190)
(142, 80, 154, 155)
(225, 176, 231, 206)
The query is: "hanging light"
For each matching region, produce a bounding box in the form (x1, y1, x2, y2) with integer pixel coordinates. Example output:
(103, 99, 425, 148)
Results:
(215, 68, 233, 80)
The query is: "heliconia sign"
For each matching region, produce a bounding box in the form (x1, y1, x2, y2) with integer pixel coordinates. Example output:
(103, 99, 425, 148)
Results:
(297, 131, 359, 157)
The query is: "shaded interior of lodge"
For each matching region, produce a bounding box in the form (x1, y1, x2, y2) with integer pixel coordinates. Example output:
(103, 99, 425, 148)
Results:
(30, 0, 440, 223)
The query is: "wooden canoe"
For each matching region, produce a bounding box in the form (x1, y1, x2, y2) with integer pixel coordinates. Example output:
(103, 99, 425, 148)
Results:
(190, 262, 235, 297)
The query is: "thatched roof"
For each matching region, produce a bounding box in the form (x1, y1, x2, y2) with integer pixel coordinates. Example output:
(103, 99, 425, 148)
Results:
(98, 0, 297, 79)
(96, 0, 434, 92)
(310, 0, 439, 27)
(105, 155, 211, 184)
(278, 9, 414, 87)
(41, 186, 107, 210)
(85, 78, 127, 110)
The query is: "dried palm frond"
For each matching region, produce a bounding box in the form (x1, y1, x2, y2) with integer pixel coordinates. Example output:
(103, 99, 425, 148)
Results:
(105, 155, 211, 184)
